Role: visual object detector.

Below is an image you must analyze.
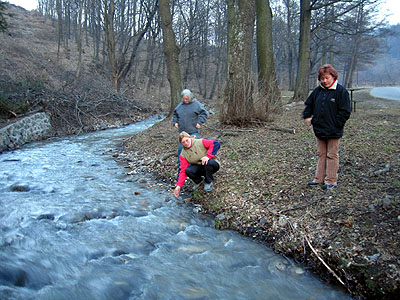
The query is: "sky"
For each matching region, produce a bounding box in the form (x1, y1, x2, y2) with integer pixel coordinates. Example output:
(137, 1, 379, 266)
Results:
(6, 0, 37, 11)
(5, 0, 400, 25)
(380, 0, 400, 25)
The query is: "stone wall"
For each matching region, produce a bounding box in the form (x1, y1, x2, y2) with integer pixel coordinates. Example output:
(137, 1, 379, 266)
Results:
(0, 112, 52, 152)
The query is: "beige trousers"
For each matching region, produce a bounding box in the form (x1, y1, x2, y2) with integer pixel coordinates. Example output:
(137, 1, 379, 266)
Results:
(314, 138, 340, 185)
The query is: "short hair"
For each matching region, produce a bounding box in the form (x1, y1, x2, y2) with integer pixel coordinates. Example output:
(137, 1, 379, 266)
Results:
(178, 131, 196, 143)
(318, 64, 338, 81)
(181, 89, 194, 102)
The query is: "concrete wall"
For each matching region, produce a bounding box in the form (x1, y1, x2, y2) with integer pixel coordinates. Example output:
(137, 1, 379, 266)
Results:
(0, 112, 52, 152)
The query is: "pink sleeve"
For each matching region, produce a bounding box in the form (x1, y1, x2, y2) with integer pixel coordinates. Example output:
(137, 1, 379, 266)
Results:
(202, 139, 220, 158)
(176, 156, 189, 187)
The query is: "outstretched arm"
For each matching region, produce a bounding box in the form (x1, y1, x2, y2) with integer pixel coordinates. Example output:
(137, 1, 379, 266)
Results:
(174, 156, 189, 196)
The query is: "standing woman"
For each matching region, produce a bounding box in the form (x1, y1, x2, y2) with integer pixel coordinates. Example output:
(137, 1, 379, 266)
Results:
(172, 89, 208, 153)
(172, 89, 208, 174)
(303, 64, 351, 190)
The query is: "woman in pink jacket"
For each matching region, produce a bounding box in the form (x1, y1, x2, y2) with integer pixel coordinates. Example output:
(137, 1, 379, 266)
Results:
(174, 132, 220, 197)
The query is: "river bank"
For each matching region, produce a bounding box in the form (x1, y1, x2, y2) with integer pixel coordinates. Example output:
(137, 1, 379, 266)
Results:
(118, 89, 399, 300)
(0, 116, 355, 299)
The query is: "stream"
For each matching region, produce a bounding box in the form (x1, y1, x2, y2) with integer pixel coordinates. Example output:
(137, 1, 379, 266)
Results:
(0, 116, 352, 299)
(370, 86, 400, 100)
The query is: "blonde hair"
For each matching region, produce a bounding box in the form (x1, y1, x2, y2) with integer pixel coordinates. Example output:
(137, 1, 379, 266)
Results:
(178, 131, 196, 143)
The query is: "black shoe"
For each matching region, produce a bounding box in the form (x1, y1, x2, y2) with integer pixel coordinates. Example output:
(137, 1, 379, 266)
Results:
(322, 184, 336, 190)
(307, 181, 320, 186)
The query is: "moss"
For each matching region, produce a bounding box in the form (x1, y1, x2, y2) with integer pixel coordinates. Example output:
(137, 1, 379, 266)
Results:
(365, 278, 376, 291)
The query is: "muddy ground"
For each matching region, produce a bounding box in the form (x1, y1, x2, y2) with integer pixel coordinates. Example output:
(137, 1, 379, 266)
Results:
(117, 90, 399, 300)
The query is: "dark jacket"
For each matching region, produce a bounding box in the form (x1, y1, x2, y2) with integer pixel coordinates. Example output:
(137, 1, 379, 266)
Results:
(172, 99, 208, 134)
(302, 82, 351, 139)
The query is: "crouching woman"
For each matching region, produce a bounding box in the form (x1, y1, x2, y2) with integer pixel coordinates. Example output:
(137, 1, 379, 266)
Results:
(174, 131, 220, 197)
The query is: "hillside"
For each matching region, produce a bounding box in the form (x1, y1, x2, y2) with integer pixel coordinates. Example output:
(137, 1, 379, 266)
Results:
(0, 4, 164, 135)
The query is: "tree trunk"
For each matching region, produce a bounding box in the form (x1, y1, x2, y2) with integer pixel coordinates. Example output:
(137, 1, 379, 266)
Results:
(222, 0, 256, 126)
(92, 0, 100, 61)
(256, 0, 281, 118)
(75, 0, 84, 80)
(285, 0, 295, 91)
(56, 0, 63, 60)
(159, 0, 183, 114)
(293, 0, 311, 102)
(103, 0, 119, 91)
(65, 1, 70, 51)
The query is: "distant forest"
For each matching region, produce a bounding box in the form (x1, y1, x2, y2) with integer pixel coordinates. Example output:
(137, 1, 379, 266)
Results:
(35, 0, 398, 96)
(1, 1, 399, 129)
(360, 23, 400, 86)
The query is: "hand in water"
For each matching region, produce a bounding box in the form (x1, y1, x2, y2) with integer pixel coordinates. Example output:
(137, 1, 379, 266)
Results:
(174, 186, 181, 197)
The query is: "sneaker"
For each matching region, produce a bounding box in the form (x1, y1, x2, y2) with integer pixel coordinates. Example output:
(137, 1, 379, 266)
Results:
(307, 181, 320, 186)
(204, 182, 213, 192)
(192, 179, 204, 191)
(322, 184, 336, 190)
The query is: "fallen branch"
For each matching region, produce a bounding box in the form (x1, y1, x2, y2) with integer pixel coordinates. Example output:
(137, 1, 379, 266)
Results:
(374, 163, 390, 175)
(7, 109, 17, 118)
(158, 151, 175, 164)
(266, 125, 295, 134)
(151, 133, 169, 139)
(248, 120, 296, 134)
(278, 195, 326, 214)
(264, 211, 348, 290)
(202, 124, 253, 139)
(304, 235, 346, 287)
(203, 124, 253, 133)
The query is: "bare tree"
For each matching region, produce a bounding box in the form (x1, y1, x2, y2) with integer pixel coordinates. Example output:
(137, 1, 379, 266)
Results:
(75, 0, 85, 79)
(35, 0, 394, 111)
(103, 0, 158, 92)
(56, 0, 63, 58)
(159, 0, 182, 113)
(292, 0, 311, 102)
(292, 0, 367, 102)
(221, 0, 256, 125)
(256, 0, 281, 118)
(207, 1, 227, 99)
(283, 0, 298, 91)
(103, 0, 117, 88)
(0, 1, 6, 32)
(339, 1, 389, 87)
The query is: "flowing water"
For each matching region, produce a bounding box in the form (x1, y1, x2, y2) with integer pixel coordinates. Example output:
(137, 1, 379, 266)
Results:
(0, 116, 352, 300)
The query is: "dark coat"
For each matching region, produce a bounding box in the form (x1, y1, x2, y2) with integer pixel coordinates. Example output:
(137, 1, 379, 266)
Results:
(302, 82, 351, 139)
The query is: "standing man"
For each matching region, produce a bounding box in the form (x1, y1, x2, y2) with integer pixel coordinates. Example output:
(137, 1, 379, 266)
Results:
(172, 89, 208, 164)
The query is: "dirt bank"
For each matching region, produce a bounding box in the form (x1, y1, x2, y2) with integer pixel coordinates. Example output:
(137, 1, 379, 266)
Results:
(117, 90, 399, 299)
